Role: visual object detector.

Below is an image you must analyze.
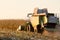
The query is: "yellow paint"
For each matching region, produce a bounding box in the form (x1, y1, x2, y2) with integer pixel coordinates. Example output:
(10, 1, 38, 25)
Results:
(30, 15, 47, 27)
(43, 16, 47, 24)
(30, 16, 39, 27)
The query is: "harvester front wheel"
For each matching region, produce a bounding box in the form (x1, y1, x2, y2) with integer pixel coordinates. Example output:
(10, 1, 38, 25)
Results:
(27, 25, 31, 32)
(27, 24, 34, 32)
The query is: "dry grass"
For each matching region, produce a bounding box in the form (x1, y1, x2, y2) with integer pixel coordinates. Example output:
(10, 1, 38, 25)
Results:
(0, 19, 27, 31)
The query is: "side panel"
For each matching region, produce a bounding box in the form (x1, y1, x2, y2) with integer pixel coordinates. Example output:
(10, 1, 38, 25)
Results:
(30, 15, 47, 27)
(30, 16, 39, 27)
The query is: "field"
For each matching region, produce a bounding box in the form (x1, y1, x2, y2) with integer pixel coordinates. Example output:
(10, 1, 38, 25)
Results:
(0, 19, 27, 31)
(0, 19, 60, 40)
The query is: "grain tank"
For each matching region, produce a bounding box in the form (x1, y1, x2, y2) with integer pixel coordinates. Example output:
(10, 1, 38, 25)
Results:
(46, 13, 59, 28)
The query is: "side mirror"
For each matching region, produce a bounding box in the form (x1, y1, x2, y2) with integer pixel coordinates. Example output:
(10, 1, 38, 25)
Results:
(27, 13, 32, 18)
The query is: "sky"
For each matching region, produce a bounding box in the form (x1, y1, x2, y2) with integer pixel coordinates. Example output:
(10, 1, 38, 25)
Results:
(0, 0, 60, 19)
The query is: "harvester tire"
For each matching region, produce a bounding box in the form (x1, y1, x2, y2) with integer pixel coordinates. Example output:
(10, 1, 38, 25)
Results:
(46, 23, 56, 28)
(37, 24, 44, 34)
(27, 25, 30, 32)
(27, 23, 34, 32)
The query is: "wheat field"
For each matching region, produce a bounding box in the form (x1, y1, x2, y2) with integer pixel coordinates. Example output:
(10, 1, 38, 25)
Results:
(0, 19, 27, 31)
(0, 19, 60, 40)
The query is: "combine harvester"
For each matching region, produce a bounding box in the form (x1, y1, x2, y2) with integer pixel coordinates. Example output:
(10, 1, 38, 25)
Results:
(27, 8, 47, 33)
(26, 8, 59, 33)
(18, 8, 59, 34)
